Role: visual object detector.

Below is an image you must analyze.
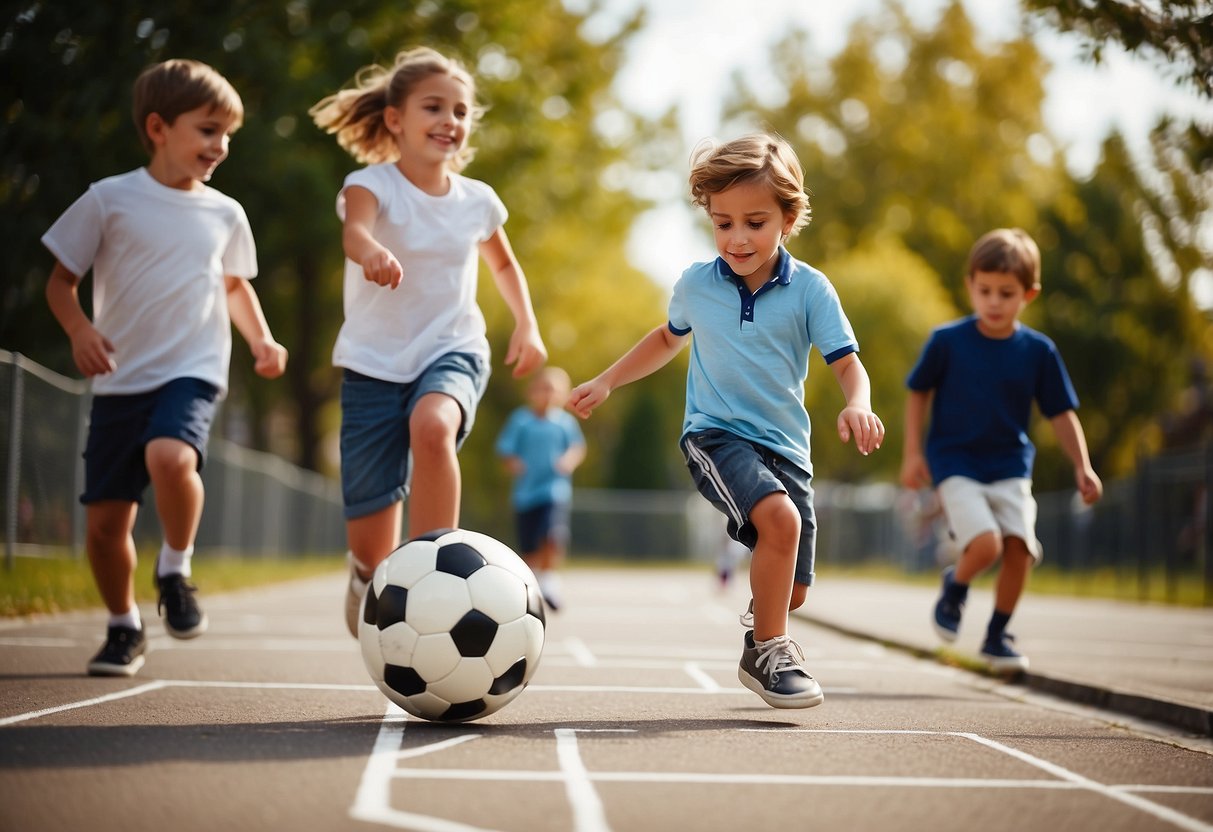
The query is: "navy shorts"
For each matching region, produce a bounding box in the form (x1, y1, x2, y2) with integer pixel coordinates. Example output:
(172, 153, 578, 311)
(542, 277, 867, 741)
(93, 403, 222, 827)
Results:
(680, 428, 817, 586)
(339, 352, 489, 520)
(80, 377, 218, 505)
(515, 501, 571, 555)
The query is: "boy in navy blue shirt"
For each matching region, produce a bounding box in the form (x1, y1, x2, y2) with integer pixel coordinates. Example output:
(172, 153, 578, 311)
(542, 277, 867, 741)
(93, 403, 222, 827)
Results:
(569, 134, 884, 709)
(901, 228, 1102, 673)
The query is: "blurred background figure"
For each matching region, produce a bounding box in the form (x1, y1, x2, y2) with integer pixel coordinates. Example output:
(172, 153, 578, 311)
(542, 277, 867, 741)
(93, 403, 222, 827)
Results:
(497, 367, 586, 611)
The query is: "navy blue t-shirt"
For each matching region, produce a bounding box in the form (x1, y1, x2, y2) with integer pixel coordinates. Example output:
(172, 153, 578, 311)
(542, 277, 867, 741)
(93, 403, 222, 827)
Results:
(906, 316, 1079, 483)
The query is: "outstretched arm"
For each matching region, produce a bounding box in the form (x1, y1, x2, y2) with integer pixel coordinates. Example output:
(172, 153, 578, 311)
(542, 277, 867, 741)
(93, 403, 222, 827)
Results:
(1050, 409, 1103, 504)
(481, 228, 547, 378)
(829, 352, 884, 456)
(568, 325, 687, 419)
(226, 277, 288, 379)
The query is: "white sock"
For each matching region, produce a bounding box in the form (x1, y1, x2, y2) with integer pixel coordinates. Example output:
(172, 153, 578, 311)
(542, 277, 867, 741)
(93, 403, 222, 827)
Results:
(109, 608, 142, 631)
(348, 552, 371, 587)
(157, 543, 194, 578)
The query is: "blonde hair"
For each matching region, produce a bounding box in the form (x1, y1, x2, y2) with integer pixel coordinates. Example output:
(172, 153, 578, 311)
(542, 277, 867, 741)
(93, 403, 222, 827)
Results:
(132, 59, 243, 155)
(967, 228, 1041, 291)
(309, 46, 481, 169)
(688, 133, 811, 238)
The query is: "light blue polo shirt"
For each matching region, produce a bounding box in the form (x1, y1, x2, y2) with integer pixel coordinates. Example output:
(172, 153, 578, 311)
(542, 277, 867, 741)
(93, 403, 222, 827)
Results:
(495, 406, 585, 510)
(668, 248, 858, 474)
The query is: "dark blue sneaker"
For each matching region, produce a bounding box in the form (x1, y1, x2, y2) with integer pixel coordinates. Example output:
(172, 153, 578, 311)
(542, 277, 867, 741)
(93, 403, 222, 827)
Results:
(981, 632, 1029, 673)
(156, 572, 208, 639)
(932, 566, 963, 643)
(87, 625, 146, 677)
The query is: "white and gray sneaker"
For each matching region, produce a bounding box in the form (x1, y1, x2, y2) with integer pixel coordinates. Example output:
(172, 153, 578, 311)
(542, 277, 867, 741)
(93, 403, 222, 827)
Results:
(739, 598, 754, 628)
(738, 630, 824, 709)
(345, 554, 371, 638)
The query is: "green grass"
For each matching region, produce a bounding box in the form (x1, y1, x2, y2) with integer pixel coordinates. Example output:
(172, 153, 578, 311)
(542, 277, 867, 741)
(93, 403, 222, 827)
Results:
(0, 552, 342, 618)
(2, 550, 1207, 618)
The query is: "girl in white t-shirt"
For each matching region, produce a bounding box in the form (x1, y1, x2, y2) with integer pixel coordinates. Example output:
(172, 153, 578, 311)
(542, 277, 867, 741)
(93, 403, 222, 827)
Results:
(310, 46, 547, 635)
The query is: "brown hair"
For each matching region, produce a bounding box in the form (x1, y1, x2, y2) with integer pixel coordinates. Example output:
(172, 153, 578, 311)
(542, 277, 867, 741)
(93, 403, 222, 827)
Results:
(688, 133, 811, 238)
(132, 59, 243, 155)
(967, 228, 1041, 291)
(309, 46, 481, 170)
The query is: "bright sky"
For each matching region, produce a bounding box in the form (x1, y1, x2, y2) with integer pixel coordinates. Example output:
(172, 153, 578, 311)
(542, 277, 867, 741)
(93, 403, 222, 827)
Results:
(572, 0, 1213, 293)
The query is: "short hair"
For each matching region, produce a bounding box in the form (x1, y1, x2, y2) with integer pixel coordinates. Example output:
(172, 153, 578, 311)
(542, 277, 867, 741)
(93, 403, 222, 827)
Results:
(309, 46, 481, 169)
(687, 133, 811, 238)
(967, 228, 1041, 291)
(132, 59, 243, 155)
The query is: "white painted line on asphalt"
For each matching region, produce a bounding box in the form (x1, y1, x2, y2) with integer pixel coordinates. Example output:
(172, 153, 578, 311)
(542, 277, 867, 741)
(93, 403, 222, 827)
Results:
(557, 729, 634, 832)
(563, 637, 598, 667)
(1114, 786, 1213, 795)
(683, 662, 721, 691)
(960, 732, 1213, 832)
(0, 681, 166, 726)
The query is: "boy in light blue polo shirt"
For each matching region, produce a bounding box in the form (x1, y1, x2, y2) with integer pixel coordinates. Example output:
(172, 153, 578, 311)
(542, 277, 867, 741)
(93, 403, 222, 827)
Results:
(569, 134, 884, 709)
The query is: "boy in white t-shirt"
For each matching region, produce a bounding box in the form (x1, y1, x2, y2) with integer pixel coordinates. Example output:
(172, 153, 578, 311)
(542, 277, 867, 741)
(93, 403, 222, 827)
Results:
(42, 59, 287, 677)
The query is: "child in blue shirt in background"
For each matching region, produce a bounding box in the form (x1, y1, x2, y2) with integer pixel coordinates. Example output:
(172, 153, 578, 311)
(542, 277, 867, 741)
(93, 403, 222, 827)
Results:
(901, 228, 1102, 673)
(569, 133, 884, 709)
(497, 367, 585, 611)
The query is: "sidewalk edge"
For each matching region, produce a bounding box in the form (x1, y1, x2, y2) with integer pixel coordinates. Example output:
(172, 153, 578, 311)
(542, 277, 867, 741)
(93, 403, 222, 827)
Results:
(795, 609, 1213, 738)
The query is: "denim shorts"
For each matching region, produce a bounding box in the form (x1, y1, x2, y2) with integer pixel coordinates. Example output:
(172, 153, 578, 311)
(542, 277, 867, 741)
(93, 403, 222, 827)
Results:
(80, 377, 218, 505)
(339, 352, 489, 520)
(515, 501, 571, 555)
(680, 428, 817, 586)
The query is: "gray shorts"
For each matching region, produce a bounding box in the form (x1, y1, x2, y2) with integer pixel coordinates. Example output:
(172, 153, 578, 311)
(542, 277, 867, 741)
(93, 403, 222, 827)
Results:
(339, 352, 489, 520)
(680, 428, 817, 586)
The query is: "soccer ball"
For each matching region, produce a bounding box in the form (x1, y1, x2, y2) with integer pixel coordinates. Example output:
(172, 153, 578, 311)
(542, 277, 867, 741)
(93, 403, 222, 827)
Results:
(358, 528, 546, 722)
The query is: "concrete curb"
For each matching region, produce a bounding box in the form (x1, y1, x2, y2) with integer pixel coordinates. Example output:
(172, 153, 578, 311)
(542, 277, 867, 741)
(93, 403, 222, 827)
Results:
(795, 609, 1213, 738)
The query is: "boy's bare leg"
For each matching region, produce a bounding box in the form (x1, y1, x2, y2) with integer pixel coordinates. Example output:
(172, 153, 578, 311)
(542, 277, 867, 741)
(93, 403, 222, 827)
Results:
(145, 437, 203, 553)
(85, 501, 139, 615)
(408, 392, 462, 536)
(954, 530, 1001, 584)
(347, 502, 404, 576)
(994, 537, 1033, 613)
(747, 493, 800, 642)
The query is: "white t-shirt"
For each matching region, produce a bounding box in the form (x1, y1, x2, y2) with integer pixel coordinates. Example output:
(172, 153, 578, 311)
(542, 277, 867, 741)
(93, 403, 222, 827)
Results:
(41, 168, 257, 397)
(333, 163, 507, 383)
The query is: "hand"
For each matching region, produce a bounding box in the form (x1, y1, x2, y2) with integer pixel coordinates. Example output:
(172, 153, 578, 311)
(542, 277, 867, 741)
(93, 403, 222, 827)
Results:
(251, 339, 288, 379)
(504, 323, 547, 379)
(69, 324, 117, 377)
(361, 249, 403, 289)
(837, 405, 884, 456)
(567, 378, 609, 419)
(899, 453, 932, 490)
(1076, 466, 1103, 505)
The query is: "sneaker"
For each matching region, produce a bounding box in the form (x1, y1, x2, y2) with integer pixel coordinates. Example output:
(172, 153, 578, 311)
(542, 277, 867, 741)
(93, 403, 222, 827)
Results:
(346, 555, 370, 638)
(739, 598, 754, 628)
(932, 566, 963, 643)
(156, 573, 208, 639)
(538, 574, 562, 613)
(737, 630, 824, 709)
(981, 632, 1029, 673)
(87, 625, 147, 677)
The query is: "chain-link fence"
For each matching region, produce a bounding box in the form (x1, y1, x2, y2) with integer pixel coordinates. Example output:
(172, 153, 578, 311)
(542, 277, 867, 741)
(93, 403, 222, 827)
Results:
(1, 351, 345, 567)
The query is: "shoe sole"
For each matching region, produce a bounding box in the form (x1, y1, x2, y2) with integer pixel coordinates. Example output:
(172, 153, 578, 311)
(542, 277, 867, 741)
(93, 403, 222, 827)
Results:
(983, 653, 1029, 673)
(165, 614, 208, 640)
(737, 668, 825, 709)
(932, 621, 959, 643)
(88, 655, 145, 677)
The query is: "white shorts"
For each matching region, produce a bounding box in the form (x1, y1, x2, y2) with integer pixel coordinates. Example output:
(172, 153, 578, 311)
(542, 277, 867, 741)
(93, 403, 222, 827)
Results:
(936, 476, 1042, 562)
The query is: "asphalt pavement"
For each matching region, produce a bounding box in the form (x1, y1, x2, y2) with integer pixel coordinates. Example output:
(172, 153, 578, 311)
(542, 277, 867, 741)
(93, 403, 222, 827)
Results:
(795, 575, 1213, 737)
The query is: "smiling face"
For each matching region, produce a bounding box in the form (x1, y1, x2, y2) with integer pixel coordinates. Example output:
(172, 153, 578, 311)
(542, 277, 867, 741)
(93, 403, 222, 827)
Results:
(386, 71, 473, 173)
(146, 104, 239, 190)
(708, 179, 795, 285)
(966, 269, 1039, 339)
